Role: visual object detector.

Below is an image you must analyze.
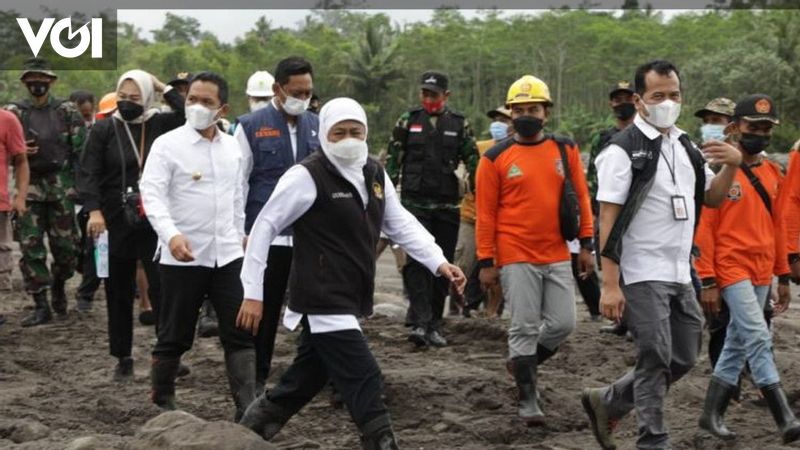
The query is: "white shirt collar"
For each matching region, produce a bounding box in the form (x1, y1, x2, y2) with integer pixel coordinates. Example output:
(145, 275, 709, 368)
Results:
(633, 113, 684, 142)
(183, 122, 221, 144)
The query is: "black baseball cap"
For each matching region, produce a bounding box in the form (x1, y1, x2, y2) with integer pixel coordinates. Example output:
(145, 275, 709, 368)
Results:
(168, 72, 193, 87)
(733, 94, 779, 125)
(609, 81, 634, 99)
(420, 71, 448, 93)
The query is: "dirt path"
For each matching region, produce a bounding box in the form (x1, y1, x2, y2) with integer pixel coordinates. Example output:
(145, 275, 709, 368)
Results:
(2, 251, 800, 449)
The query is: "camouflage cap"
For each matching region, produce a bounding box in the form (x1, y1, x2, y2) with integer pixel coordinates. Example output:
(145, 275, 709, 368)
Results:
(486, 106, 511, 121)
(693, 97, 735, 119)
(609, 80, 634, 99)
(19, 57, 57, 80)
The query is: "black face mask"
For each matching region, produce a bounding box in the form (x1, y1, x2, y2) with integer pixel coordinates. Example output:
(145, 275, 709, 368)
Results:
(739, 133, 770, 155)
(26, 81, 49, 97)
(513, 115, 544, 138)
(612, 103, 636, 121)
(117, 100, 144, 122)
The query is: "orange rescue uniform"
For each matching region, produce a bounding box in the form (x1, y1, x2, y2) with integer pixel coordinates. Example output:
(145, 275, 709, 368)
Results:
(695, 159, 790, 288)
(475, 137, 593, 267)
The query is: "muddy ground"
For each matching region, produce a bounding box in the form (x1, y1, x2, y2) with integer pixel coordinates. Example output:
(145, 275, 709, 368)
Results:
(2, 250, 800, 450)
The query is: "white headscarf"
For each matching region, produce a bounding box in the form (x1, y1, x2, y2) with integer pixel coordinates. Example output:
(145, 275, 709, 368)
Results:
(318, 97, 370, 205)
(112, 69, 161, 124)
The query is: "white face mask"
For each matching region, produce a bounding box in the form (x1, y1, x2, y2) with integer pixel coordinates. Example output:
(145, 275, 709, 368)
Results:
(186, 104, 220, 130)
(280, 88, 310, 116)
(249, 98, 270, 112)
(329, 138, 368, 163)
(643, 99, 681, 129)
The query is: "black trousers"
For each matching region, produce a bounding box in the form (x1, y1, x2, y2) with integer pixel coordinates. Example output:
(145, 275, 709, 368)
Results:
(571, 253, 601, 317)
(267, 317, 387, 428)
(106, 255, 160, 358)
(256, 245, 293, 385)
(463, 262, 485, 310)
(76, 208, 101, 302)
(403, 208, 459, 331)
(153, 258, 253, 358)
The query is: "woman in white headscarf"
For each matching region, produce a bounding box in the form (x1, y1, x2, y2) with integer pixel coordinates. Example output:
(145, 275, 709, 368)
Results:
(78, 70, 186, 382)
(237, 97, 465, 449)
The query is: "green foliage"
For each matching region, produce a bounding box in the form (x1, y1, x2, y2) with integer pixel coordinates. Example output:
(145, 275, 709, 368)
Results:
(4, 9, 800, 152)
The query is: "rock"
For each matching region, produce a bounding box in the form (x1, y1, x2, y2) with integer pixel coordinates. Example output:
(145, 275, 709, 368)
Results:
(0, 419, 51, 443)
(130, 410, 276, 450)
(371, 303, 406, 319)
(65, 436, 110, 450)
(432, 422, 449, 433)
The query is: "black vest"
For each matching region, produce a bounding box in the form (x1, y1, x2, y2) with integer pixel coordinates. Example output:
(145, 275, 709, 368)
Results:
(13, 99, 72, 175)
(398, 107, 465, 204)
(601, 125, 705, 264)
(288, 152, 386, 317)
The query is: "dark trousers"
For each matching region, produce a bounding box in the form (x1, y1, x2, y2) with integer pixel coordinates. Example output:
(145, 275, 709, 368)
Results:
(601, 280, 704, 450)
(256, 245, 293, 385)
(403, 208, 459, 331)
(106, 255, 160, 358)
(571, 253, 600, 317)
(267, 318, 387, 428)
(153, 258, 253, 358)
(76, 208, 101, 302)
(464, 262, 485, 310)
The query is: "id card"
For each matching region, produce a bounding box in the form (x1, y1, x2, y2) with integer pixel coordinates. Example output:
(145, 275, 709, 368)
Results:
(671, 195, 689, 221)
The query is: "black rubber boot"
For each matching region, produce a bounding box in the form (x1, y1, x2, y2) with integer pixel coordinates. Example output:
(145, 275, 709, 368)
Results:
(512, 355, 545, 425)
(536, 344, 558, 365)
(238, 393, 291, 440)
(113, 356, 134, 382)
(225, 349, 257, 422)
(197, 299, 219, 338)
(51, 278, 67, 317)
(761, 383, 800, 444)
(150, 356, 180, 410)
(600, 322, 627, 336)
(698, 377, 737, 440)
(360, 414, 399, 450)
(21, 291, 52, 327)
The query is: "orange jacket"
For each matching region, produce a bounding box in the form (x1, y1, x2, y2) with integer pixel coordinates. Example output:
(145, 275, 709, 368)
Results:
(695, 159, 790, 288)
(460, 139, 495, 223)
(475, 137, 593, 267)
(783, 149, 800, 255)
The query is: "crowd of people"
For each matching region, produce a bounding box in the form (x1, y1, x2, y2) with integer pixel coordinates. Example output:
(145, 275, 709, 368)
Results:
(1, 54, 800, 450)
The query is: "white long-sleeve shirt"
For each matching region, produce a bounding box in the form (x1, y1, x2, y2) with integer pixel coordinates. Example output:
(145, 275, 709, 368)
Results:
(141, 123, 245, 267)
(240, 163, 447, 333)
(234, 97, 297, 247)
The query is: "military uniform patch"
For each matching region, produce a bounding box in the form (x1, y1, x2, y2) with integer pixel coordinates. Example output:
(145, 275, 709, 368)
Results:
(373, 182, 384, 200)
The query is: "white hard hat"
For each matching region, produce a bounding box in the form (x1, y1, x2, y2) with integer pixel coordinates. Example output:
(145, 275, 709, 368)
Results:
(246, 71, 275, 97)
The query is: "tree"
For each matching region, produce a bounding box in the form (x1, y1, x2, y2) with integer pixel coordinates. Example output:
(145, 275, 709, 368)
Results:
(151, 13, 201, 45)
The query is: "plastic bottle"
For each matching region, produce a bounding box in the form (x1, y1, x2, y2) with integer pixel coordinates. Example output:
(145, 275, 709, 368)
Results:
(94, 230, 109, 278)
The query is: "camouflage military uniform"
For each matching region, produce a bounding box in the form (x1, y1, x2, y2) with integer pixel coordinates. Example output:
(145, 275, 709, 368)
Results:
(585, 126, 621, 215)
(4, 96, 85, 294)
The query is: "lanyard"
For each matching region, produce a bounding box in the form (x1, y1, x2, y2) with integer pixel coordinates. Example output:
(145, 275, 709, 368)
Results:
(659, 141, 677, 186)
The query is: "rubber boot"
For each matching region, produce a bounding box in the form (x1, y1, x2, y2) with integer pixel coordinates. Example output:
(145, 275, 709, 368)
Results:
(238, 393, 291, 440)
(359, 414, 399, 450)
(698, 377, 737, 440)
(512, 355, 545, 425)
(113, 356, 134, 383)
(197, 299, 219, 338)
(51, 278, 67, 317)
(537, 344, 557, 365)
(225, 349, 257, 422)
(21, 291, 52, 327)
(151, 356, 180, 411)
(761, 383, 800, 444)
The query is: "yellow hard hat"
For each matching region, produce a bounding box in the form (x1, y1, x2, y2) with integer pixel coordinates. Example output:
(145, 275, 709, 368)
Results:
(506, 75, 553, 107)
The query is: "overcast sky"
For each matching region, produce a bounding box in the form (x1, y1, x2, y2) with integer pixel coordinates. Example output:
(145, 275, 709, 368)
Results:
(118, 9, 686, 43)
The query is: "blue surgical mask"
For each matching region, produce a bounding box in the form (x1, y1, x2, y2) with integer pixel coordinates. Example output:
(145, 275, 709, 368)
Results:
(489, 121, 509, 141)
(700, 123, 726, 143)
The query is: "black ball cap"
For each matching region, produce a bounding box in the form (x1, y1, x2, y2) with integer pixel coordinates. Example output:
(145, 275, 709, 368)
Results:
(420, 71, 448, 93)
(733, 94, 779, 125)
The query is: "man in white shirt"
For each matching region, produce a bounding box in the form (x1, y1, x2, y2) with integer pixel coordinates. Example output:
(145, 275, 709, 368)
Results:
(140, 72, 255, 420)
(235, 98, 465, 449)
(580, 61, 741, 450)
(233, 57, 319, 391)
